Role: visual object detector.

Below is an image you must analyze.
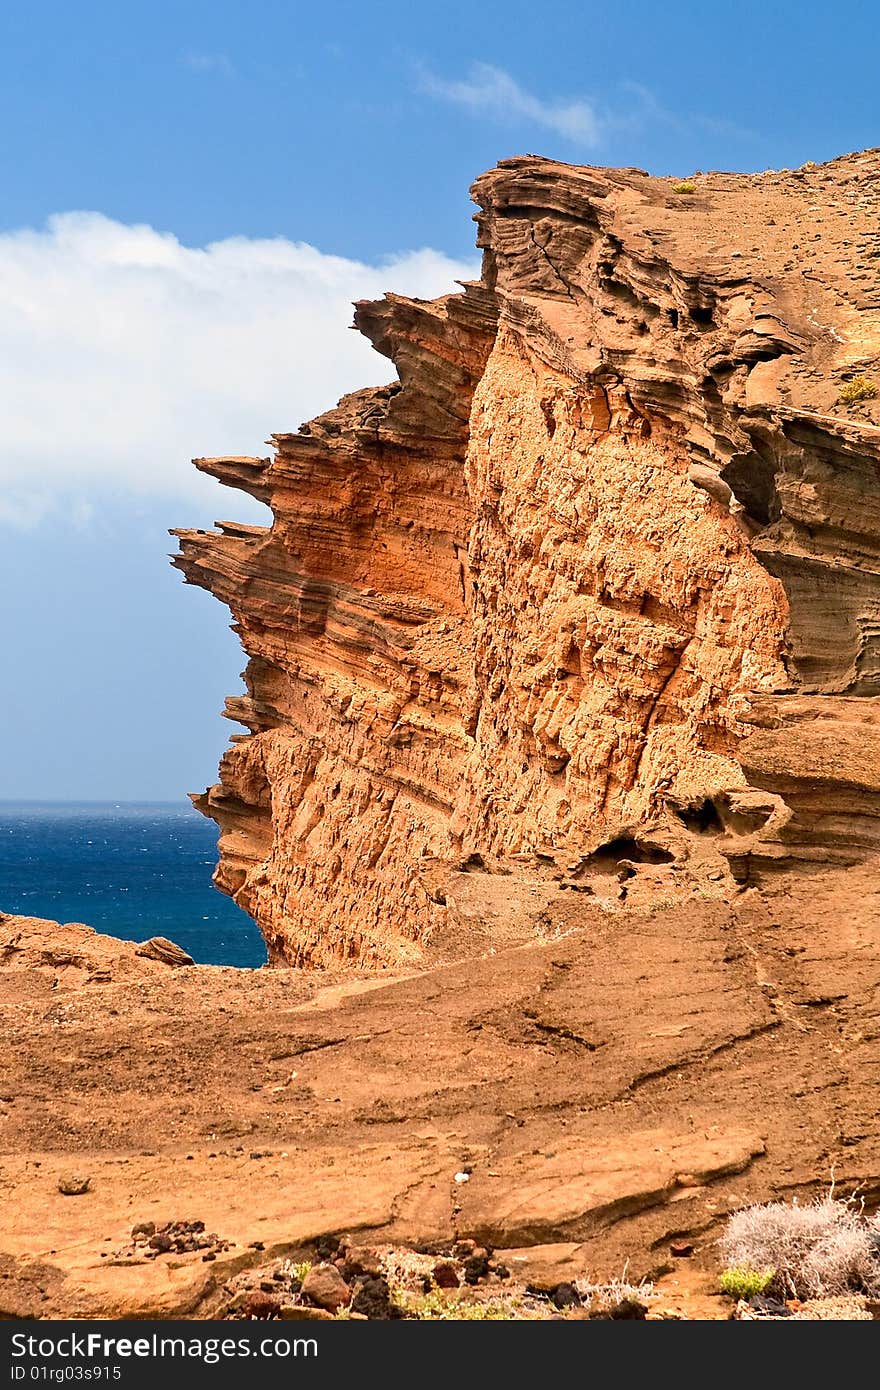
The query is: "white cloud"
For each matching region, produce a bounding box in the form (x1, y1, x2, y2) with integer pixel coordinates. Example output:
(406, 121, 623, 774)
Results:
(420, 62, 601, 145)
(0, 213, 478, 526)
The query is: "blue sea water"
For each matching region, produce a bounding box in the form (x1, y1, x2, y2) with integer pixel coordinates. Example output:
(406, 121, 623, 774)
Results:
(0, 801, 266, 967)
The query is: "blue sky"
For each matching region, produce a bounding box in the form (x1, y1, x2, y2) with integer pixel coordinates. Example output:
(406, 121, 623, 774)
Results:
(1, 0, 877, 798)
(4, 0, 879, 256)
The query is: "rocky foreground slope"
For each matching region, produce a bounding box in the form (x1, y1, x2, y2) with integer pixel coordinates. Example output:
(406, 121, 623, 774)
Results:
(174, 151, 880, 969)
(1, 859, 878, 1318)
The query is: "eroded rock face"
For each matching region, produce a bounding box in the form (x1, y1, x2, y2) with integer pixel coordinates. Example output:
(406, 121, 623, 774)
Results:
(174, 152, 880, 966)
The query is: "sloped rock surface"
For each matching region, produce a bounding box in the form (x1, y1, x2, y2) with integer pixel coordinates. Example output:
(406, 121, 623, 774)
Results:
(1, 871, 879, 1316)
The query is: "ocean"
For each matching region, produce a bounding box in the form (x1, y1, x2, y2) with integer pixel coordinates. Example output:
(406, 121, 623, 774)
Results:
(0, 801, 267, 967)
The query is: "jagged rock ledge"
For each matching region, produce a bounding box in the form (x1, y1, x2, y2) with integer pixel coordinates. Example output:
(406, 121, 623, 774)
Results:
(173, 151, 880, 967)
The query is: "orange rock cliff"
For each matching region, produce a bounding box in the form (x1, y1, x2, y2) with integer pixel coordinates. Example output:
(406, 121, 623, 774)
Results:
(173, 153, 880, 968)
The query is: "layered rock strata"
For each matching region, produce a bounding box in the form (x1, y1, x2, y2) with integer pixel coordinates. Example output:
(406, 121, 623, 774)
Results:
(174, 152, 880, 966)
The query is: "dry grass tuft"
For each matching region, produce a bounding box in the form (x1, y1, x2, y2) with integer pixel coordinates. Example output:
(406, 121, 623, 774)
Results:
(575, 1266, 655, 1312)
(720, 1190, 880, 1299)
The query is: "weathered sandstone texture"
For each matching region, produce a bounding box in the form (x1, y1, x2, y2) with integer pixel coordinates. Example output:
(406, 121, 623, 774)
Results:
(0, 914, 194, 980)
(174, 152, 880, 967)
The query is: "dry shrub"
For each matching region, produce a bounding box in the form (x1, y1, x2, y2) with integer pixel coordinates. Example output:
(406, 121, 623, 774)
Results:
(838, 375, 877, 406)
(574, 1267, 655, 1312)
(720, 1191, 880, 1299)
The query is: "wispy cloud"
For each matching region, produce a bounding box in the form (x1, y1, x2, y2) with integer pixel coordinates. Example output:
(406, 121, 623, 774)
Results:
(0, 213, 478, 527)
(615, 82, 760, 144)
(419, 64, 760, 151)
(419, 62, 601, 146)
(182, 51, 235, 76)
